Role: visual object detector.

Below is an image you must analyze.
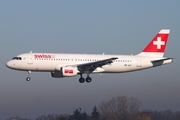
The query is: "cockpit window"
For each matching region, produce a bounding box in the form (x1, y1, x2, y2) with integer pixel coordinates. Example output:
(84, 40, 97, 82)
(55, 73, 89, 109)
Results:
(12, 57, 16, 60)
(12, 57, 22, 60)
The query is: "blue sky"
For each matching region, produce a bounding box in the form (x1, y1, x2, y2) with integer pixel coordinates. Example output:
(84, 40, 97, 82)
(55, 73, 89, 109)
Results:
(0, 0, 180, 119)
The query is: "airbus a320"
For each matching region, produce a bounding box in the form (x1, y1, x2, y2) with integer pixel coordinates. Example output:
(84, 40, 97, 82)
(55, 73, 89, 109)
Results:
(6, 29, 173, 83)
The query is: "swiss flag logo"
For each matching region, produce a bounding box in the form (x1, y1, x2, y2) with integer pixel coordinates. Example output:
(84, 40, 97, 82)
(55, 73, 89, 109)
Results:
(143, 33, 169, 53)
(64, 69, 73, 74)
(153, 37, 165, 49)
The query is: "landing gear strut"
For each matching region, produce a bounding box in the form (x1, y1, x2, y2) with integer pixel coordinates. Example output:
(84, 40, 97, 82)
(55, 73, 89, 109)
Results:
(26, 71, 31, 81)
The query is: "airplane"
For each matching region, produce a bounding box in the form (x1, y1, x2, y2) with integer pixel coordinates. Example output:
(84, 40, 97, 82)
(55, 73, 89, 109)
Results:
(6, 29, 173, 83)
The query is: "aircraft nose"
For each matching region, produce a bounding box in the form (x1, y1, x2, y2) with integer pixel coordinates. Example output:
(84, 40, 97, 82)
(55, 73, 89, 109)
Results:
(6, 61, 12, 68)
(6, 60, 20, 70)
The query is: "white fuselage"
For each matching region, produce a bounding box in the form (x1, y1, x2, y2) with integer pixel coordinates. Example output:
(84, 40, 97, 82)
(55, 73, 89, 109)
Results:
(6, 53, 172, 73)
(5, 29, 172, 82)
(6, 29, 173, 83)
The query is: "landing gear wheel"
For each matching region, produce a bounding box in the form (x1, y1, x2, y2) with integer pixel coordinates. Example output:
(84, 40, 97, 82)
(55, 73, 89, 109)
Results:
(26, 77, 31, 81)
(86, 77, 92, 83)
(79, 77, 85, 83)
(26, 71, 31, 81)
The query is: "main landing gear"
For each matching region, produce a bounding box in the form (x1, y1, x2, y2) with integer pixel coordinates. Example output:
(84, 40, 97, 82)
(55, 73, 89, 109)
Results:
(26, 71, 31, 81)
(79, 74, 92, 83)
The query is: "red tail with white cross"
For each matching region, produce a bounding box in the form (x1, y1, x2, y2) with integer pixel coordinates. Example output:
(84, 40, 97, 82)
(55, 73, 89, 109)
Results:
(138, 29, 170, 57)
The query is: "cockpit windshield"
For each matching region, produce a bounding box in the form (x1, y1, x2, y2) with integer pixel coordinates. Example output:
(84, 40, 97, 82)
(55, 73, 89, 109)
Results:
(12, 57, 22, 60)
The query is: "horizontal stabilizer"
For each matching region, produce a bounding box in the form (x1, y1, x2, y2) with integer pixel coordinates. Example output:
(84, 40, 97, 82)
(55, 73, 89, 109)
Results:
(151, 58, 173, 67)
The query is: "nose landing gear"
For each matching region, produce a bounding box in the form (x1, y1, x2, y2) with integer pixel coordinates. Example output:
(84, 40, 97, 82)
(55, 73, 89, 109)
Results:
(26, 71, 31, 81)
(26, 77, 31, 81)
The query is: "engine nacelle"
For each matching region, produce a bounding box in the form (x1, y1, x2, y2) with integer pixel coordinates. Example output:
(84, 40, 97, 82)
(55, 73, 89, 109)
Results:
(51, 71, 64, 78)
(51, 66, 79, 78)
(61, 66, 79, 77)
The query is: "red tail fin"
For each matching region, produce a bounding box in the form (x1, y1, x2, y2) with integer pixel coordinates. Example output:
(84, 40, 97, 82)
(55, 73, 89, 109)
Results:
(138, 29, 170, 57)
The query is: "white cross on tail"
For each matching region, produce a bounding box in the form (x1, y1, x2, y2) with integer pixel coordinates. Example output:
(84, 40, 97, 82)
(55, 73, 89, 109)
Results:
(153, 37, 165, 49)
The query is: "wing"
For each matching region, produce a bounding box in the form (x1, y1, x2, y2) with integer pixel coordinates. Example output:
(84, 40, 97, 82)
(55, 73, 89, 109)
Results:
(77, 57, 118, 73)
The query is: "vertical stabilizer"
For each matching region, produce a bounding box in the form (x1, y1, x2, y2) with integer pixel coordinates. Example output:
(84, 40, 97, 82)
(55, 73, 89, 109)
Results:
(138, 29, 170, 57)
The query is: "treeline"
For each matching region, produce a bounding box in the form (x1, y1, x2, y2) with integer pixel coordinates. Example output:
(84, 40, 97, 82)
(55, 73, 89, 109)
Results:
(6, 96, 180, 120)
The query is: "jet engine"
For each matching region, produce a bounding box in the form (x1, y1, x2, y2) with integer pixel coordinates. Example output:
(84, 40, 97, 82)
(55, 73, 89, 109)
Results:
(61, 66, 79, 77)
(51, 66, 79, 78)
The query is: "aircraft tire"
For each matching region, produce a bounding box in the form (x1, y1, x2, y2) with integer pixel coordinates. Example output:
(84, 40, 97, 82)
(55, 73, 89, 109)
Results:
(79, 77, 85, 83)
(86, 77, 92, 83)
(26, 77, 31, 81)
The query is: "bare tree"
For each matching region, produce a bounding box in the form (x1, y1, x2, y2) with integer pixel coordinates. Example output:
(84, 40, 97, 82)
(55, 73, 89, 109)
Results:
(99, 96, 142, 120)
